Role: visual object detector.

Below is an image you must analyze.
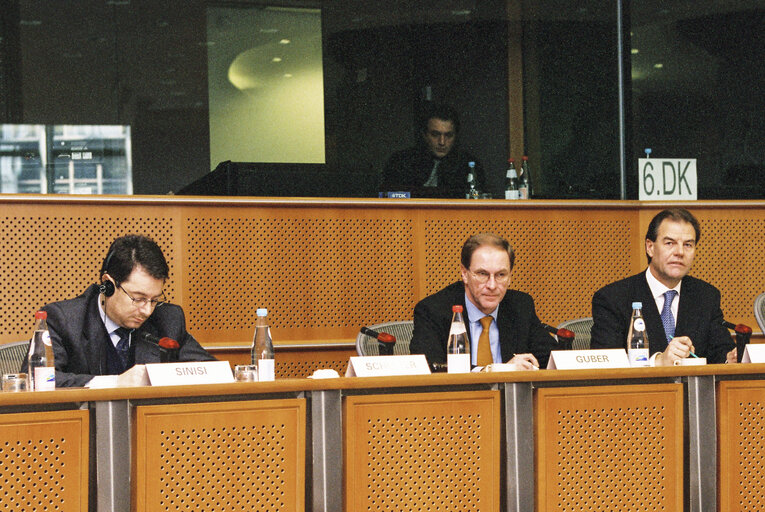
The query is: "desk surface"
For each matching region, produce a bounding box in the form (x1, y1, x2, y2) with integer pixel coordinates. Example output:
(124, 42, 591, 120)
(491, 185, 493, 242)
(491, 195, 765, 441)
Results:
(3, 362, 764, 407)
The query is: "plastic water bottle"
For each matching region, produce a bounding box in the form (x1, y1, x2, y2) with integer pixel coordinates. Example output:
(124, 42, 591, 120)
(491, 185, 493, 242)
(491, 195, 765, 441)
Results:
(447, 305, 470, 373)
(519, 156, 532, 199)
(27, 310, 55, 391)
(504, 159, 520, 200)
(627, 302, 650, 367)
(465, 162, 480, 199)
(252, 308, 275, 381)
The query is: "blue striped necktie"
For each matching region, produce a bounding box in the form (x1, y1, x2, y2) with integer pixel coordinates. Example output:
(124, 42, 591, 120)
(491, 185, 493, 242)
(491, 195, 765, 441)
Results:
(660, 290, 678, 342)
(115, 327, 131, 370)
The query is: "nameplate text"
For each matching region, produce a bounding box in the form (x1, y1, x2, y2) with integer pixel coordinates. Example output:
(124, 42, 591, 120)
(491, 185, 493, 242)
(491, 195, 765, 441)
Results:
(547, 349, 630, 370)
(146, 361, 235, 386)
(347, 355, 430, 377)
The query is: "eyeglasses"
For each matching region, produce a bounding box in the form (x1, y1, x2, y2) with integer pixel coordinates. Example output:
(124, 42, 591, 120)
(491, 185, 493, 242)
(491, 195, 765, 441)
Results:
(469, 269, 511, 285)
(119, 285, 166, 309)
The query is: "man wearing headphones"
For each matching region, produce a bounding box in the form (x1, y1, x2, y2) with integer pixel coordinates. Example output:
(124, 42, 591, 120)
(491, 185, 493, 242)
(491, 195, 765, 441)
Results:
(23, 234, 215, 387)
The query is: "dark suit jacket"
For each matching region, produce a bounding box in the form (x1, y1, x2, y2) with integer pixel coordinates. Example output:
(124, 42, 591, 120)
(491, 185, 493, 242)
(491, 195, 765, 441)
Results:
(25, 284, 216, 387)
(410, 281, 557, 368)
(591, 272, 733, 363)
(380, 145, 485, 198)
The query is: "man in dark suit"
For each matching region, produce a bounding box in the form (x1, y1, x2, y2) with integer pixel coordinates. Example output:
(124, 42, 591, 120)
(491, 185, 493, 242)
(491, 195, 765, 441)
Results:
(380, 103, 485, 198)
(23, 234, 215, 387)
(591, 208, 736, 365)
(410, 233, 556, 369)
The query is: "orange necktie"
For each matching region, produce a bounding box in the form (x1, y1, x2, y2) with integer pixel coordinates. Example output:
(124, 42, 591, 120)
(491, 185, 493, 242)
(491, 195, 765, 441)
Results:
(477, 316, 494, 366)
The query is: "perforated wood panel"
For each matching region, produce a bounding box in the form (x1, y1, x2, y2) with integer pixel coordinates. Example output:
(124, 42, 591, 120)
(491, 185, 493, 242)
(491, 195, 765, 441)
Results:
(535, 383, 683, 511)
(183, 215, 415, 342)
(133, 398, 305, 512)
(275, 348, 352, 378)
(0, 409, 89, 511)
(344, 390, 500, 511)
(2, 200, 763, 346)
(0, 209, 176, 339)
(422, 213, 637, 324)
(683, 210, 765, 326)
(718, 380, 765, 511)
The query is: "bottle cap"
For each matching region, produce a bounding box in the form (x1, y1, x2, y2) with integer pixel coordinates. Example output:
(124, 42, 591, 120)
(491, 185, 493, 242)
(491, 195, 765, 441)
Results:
(468, 161, 475, 168)
(452, 305, 463, 313)
(522, 155, 529, 161)
(631, 302, 642, 309)
(508, 158, 515, 164)
(35, 310, 47, 319)
(256, 308, 268, 317)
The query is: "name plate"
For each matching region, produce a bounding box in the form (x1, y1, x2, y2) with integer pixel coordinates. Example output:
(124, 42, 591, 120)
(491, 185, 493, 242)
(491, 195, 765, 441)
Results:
(742, 344, 765, 364)
(146, 361, 235, 386)
(638, 158, 697, 200)
(379, 191, 411, 198)
(547, 349, 630, 370)
(347, 355, 431, 377)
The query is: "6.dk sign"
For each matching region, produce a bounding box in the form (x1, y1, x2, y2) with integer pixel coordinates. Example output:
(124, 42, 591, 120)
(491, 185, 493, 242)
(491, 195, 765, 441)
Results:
(638, 158, 697, 200)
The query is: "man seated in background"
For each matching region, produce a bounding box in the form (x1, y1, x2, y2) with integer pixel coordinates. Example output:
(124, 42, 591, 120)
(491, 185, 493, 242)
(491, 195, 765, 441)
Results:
(380, 102, 485, 198)
(23, 234, 215, 386)
(410, 233, 556, 369)
(591, 207, 736, 365)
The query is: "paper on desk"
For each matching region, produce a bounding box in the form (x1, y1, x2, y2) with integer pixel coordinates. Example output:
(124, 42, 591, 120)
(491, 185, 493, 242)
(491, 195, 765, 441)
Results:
(85, 365, 151, 388)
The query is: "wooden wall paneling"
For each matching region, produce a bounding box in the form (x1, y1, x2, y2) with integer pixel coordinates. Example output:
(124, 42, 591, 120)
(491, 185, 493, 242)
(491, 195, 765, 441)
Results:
(0, 409, 89, 511)
(535, 383, 684, 511)
(182, 205, 417, 345)
(1, 199, 763, 347)
(344, 390, 501, 511)
(132, 398, 305, 512)
(717, 379, 765, 512)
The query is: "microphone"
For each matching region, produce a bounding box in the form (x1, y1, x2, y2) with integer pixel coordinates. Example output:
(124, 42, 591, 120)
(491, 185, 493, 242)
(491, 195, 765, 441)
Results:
(542, 323, 575, 350)
(722, 320, 752, 363)
(360, 327, 396, 356)
(136, 331, 180, 363)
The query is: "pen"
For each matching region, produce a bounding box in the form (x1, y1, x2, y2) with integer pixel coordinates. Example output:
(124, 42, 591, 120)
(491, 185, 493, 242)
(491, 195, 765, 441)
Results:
(689, 351, 699, 358)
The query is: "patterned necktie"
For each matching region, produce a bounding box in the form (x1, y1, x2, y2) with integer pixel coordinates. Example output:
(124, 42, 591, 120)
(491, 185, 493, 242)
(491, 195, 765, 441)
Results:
(660, 290, 678, 342)
(115, 327, 131, 370)
(477, 316, 494, 366)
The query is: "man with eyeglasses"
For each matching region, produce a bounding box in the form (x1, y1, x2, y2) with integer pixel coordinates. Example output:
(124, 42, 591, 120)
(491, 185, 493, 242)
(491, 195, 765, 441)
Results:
(410, 233, 556, 370)
(25, 234, 215, 387)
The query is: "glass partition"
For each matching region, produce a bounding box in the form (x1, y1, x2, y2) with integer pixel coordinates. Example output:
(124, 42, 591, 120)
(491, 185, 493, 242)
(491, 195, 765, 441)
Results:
(0, 1, 762, 198)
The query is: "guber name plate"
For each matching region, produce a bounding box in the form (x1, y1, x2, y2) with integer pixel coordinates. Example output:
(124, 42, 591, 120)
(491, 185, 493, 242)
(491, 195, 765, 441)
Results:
(347, 355, 431, 377)
(547, 349, 630, 370)
(146, 361, 235, 386)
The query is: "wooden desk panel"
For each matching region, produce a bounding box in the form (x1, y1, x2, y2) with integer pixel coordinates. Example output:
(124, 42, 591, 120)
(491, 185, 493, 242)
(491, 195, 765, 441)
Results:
(717, 380, 765, 512)
(132, 399, 305, 512)
(535, 383, 684, 512)
(0, 409, 89, 512)
(344, 390, 501, 511)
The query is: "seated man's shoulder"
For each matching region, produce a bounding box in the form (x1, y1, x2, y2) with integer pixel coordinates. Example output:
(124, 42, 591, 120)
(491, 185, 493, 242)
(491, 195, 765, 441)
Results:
(682, 275, 721, 296)
(150, 302, 186, 323)
(594, 273, 642, 297)
(502, 288, 534, 305)
(44, 285, 98, 315)
(417, 282, 463, 307)
(385, 146, 423, 166)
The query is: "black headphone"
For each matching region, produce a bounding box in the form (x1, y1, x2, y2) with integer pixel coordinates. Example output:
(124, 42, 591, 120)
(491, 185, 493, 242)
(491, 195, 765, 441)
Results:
(98, 250, 116, 297)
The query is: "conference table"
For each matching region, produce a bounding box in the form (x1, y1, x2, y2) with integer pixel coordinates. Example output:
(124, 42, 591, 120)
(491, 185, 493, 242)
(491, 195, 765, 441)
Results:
(1, 363, 764, 512)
